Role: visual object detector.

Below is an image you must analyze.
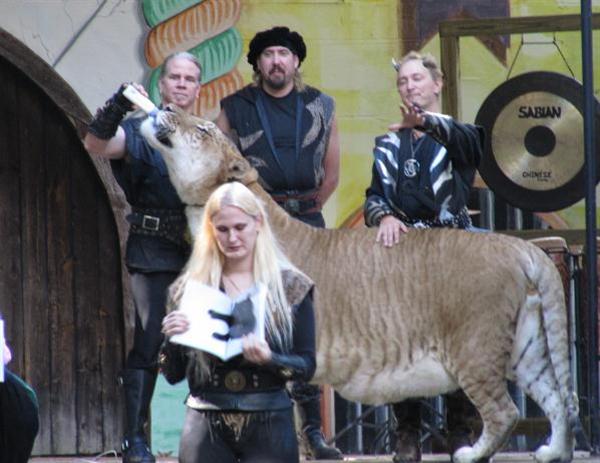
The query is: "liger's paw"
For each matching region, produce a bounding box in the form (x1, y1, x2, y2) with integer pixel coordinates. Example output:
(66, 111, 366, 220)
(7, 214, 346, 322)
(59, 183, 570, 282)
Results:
(534, 444, 572, 463)
(452, 446, 491, 463)
(452, 446, 476, 463)
(535, 445, 553, 463)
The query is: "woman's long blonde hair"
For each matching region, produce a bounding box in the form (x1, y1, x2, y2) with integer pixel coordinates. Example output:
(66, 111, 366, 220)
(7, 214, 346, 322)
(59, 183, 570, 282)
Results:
(186, 182, 294, 351)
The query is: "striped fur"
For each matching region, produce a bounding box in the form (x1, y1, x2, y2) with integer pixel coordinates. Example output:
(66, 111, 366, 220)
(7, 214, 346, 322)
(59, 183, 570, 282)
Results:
(140, 109, 576, 463)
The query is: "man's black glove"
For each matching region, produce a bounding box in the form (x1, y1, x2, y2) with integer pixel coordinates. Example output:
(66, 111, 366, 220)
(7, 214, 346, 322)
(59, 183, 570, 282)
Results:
(87, 84, 135, 140)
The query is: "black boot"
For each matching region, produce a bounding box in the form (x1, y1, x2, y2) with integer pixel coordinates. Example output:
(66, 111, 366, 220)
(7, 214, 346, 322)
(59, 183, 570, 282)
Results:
(120, 369, 157, 463)
(295, 384, 343, 460)
(392, 399, 422, 463)
(446, 390, 478, 457)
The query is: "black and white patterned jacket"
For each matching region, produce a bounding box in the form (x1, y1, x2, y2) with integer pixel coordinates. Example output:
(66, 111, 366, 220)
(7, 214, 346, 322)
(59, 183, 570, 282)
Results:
(364, 113, 484, 229)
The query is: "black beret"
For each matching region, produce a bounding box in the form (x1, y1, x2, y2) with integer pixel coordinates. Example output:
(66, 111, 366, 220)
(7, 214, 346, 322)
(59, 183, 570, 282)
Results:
(247, 26, 307, 70)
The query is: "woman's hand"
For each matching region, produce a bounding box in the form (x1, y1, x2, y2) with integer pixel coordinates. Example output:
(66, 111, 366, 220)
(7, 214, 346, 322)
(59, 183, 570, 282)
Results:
(161, 311, 190, 338)
(242, 334, 272, 365)
(388, 103, 426, 132)
(376, 215, 408, 247)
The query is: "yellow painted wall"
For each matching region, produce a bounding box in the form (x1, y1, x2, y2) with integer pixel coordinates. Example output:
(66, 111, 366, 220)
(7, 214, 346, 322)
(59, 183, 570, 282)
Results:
(234, 0, 600, 228)
(233, 0, 401, 226)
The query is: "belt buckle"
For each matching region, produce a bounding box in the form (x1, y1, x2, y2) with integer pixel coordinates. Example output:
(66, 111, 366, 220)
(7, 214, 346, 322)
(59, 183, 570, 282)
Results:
(283, 198, 300, 214)
(224, 370, 246, 392)
(142, 215, 160, 231)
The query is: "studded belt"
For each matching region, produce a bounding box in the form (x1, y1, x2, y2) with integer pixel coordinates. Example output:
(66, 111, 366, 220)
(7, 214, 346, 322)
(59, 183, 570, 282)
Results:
(205, 369, 285, 393)
(127, 207, 188, 247)
(269, 190, 320, 216)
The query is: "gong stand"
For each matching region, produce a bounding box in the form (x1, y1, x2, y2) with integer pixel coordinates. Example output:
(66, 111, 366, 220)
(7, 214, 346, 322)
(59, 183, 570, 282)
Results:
(439, 11, 600, 451)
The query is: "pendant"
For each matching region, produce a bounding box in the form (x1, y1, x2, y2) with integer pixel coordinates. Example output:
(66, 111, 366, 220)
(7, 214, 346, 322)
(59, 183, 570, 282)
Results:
(404, 158, 420, 178)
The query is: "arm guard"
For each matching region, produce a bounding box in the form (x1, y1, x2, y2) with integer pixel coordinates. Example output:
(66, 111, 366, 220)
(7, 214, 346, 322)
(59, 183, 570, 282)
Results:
(87, 85, 134, 140)
(268, 351, 316, 383)
(420, 112, 483, 168)
(420, 112, 453, 146)
(265, 292, 316, 383)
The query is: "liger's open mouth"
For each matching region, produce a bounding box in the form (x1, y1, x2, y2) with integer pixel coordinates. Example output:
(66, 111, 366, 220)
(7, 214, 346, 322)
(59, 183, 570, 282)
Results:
(154, 124, 173, 148)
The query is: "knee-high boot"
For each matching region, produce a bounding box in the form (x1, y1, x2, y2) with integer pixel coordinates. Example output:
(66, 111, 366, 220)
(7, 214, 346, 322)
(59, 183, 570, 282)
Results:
(446, 390, 479, 456)
(392, 399, 422, 463)
(294, 383, 343, 460)
(120, 369, 157, 463)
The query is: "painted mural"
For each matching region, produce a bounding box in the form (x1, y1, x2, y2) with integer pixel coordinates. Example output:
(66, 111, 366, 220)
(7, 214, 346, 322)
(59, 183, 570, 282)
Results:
(141, 0, 245, 120)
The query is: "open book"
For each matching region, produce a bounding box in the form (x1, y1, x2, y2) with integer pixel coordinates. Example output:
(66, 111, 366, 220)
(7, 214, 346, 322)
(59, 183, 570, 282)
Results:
(170, 280, 267, 361)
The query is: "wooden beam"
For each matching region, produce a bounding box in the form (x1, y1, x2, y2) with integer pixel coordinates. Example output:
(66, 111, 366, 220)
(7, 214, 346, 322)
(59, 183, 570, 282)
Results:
(438, 14, 600, 120)
(440, 34, 460, 118)
(321, 385, 336, 441)
(439, 13, 600, 38)
(499, 228, 599, 247)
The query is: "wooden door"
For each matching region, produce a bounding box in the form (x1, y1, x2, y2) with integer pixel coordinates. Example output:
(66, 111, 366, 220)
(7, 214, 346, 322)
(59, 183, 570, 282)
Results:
(0, 55, 125, 455)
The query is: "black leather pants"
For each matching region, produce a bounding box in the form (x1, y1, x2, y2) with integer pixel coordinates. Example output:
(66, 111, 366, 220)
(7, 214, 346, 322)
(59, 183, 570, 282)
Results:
(178, 407, 299, 463)
(126, 271, 179, 369)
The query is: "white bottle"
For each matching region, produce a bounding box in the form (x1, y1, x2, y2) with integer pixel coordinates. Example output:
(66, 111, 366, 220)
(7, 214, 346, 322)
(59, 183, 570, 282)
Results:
(122, 85, 159, 116)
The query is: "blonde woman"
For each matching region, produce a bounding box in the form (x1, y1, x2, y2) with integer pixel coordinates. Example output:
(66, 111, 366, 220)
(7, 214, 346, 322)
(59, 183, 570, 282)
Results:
(161, 182, 316, 463)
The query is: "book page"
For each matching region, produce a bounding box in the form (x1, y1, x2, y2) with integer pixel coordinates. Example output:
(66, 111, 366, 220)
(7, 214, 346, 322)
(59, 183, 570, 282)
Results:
(170, 280, 232, 359)
(224, 283, 267, 359)
(170, 280, 268, 361)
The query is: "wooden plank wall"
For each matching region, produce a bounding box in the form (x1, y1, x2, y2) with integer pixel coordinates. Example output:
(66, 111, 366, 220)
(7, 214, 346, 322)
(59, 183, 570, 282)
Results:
(0, 55, 125, 455)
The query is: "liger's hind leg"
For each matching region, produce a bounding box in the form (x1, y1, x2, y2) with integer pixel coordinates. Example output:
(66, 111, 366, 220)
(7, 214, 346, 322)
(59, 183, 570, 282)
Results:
(453, 378, 519, 463)
(513, 301, 573, 463)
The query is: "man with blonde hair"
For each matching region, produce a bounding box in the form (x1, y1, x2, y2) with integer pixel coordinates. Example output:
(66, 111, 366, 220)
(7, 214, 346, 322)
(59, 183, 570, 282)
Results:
(364, 51, 484, 463)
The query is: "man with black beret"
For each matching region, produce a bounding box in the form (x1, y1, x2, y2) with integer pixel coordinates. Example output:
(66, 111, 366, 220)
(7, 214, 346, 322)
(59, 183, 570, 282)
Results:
(216, 26, 342, 460)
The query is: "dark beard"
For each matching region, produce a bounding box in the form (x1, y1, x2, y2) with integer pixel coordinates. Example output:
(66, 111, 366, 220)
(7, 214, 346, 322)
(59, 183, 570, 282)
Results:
(263, 74, 288, 91)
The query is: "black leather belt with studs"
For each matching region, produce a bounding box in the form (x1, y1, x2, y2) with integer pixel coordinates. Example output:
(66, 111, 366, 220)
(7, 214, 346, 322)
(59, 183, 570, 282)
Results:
(207, 369, 285, 392)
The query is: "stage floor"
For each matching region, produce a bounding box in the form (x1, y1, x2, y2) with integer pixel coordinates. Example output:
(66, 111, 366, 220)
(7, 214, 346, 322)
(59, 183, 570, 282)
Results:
(29, 451, 594, 463)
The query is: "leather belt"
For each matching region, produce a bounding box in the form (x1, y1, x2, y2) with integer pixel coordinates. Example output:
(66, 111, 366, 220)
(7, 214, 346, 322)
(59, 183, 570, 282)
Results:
(206, 369, 285, 393)
(127, 207, 188, 247)
(270, 190, 320, 216)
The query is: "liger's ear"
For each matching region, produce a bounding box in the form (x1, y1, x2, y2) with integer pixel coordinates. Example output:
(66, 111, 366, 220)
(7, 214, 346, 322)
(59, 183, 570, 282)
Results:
(221, 151, 258, 185)
(227, 157, 248, 179)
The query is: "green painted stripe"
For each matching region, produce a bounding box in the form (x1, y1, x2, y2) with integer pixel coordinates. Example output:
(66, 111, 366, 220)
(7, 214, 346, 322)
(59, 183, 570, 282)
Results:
(148, 28, 242, 104)
(141, 0, 205, 27)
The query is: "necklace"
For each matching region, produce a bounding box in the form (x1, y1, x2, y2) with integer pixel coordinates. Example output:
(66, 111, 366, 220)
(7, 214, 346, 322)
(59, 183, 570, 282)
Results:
(403, 131, 425, 178)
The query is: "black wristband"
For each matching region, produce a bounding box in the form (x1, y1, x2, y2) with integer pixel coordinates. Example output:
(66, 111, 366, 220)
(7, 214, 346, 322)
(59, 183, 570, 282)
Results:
(112, 84, 135, 113)
(87, 85, 134, 140)
(421, 112, 451, 146)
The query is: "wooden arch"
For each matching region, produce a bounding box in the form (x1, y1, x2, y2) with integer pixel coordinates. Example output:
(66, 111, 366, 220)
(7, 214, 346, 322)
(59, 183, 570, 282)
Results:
(0, 28, 128, 455)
